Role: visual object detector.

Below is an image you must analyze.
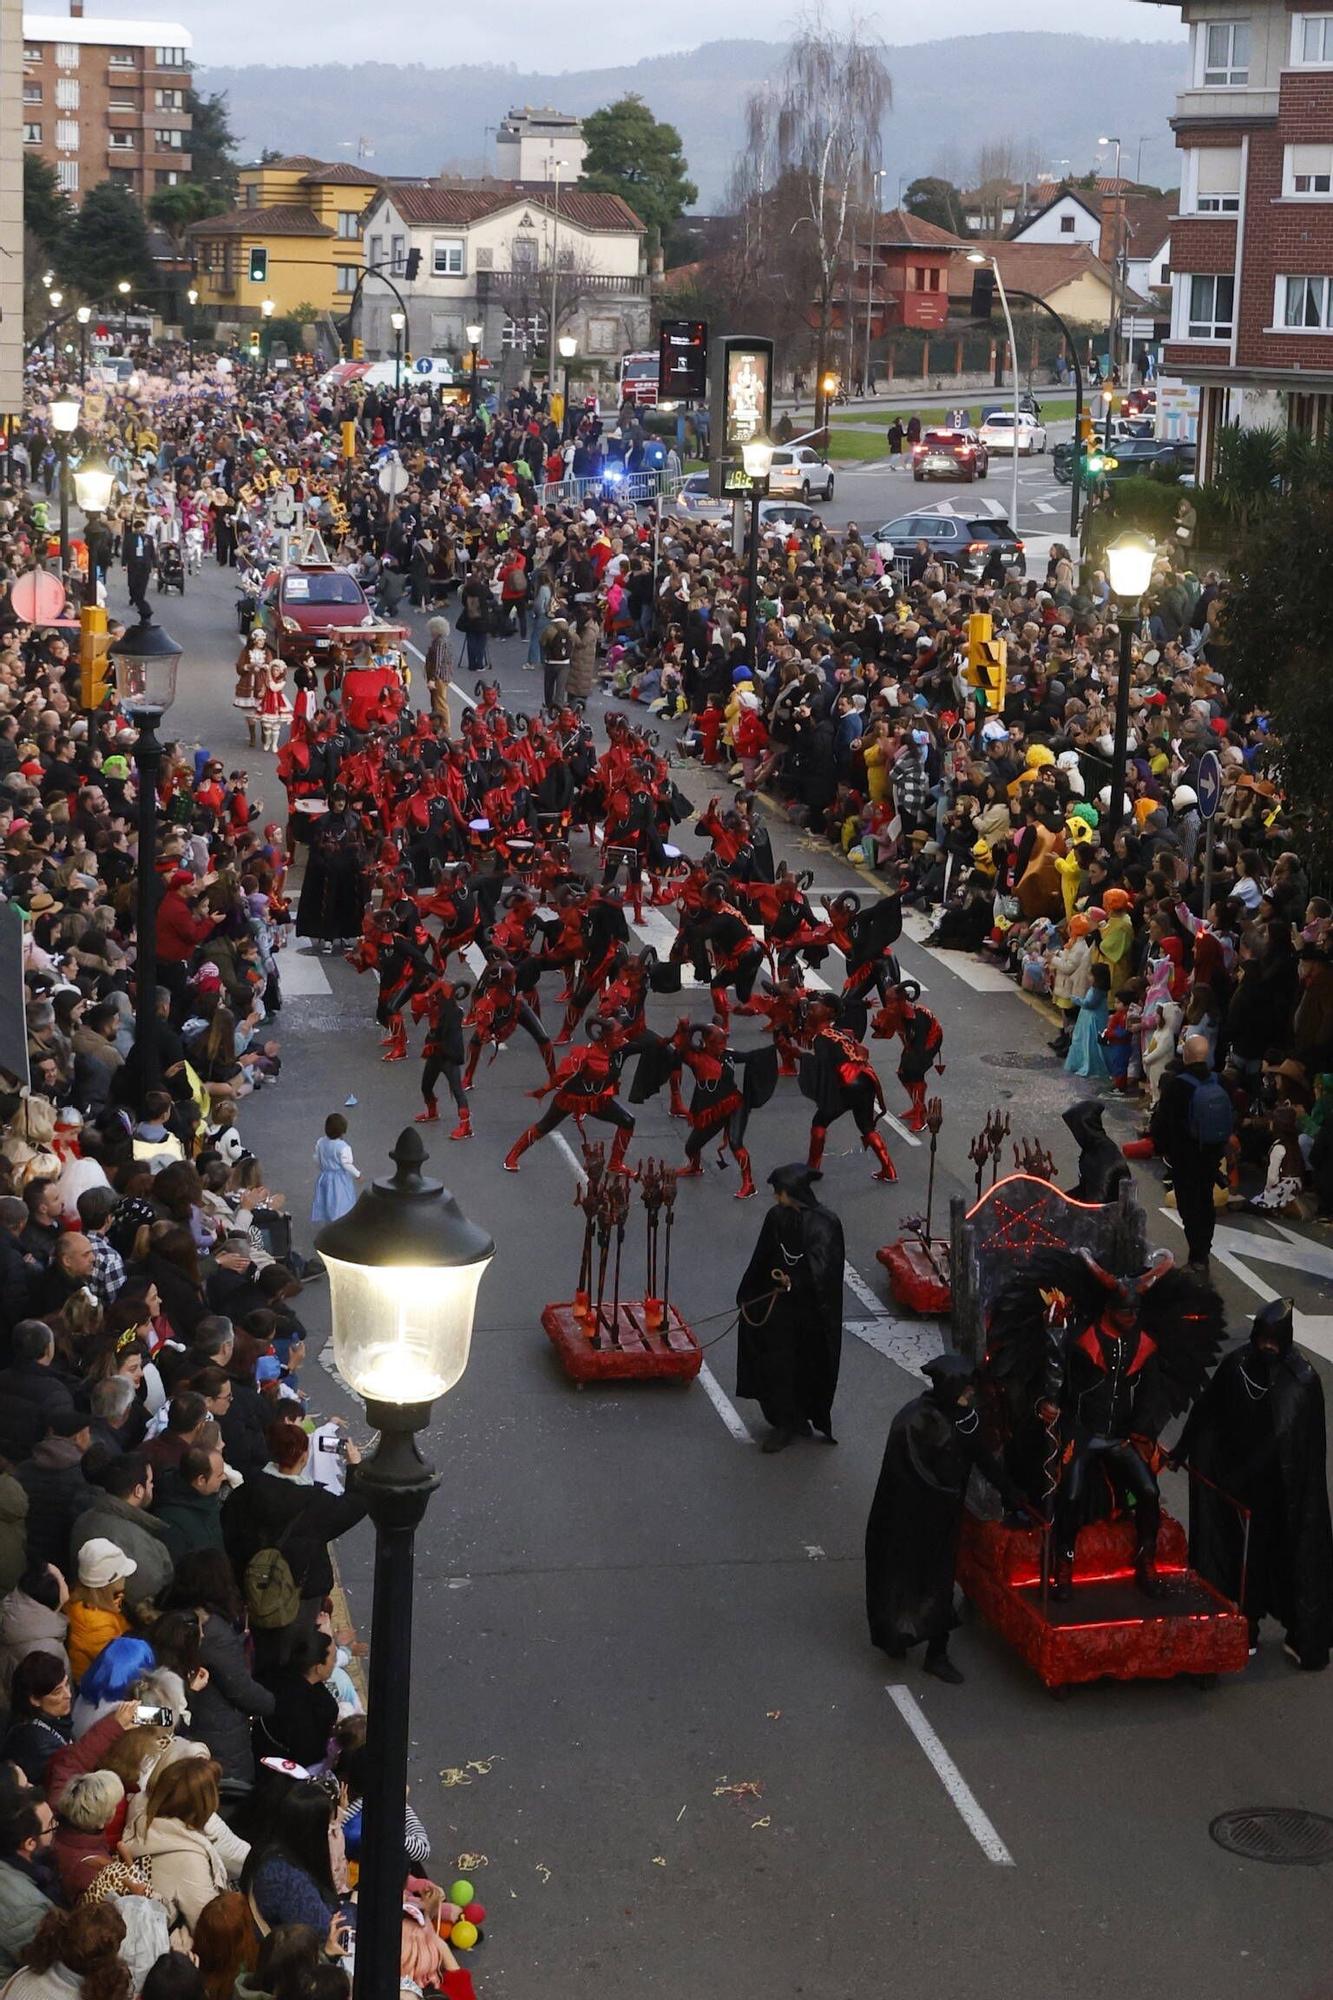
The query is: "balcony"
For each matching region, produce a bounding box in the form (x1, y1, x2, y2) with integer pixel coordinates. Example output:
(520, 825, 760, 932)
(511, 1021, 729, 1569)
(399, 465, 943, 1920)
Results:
(475, 268, 648, 299)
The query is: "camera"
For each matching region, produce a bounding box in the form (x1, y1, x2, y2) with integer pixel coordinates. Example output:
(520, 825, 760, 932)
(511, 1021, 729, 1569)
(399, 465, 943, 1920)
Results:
(134, 1704, 174, 1728)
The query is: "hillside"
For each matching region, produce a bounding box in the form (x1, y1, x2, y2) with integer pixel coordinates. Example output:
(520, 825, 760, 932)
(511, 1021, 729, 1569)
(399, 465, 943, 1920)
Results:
(198, 33, 1187, 205)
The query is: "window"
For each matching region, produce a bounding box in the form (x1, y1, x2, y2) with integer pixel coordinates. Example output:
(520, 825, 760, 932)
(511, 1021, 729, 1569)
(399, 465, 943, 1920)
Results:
(56, 120, 78, 151)
(108, 98, 136, 112)
(501, 311, 547, 351)
(512, 235, 538, 272)
(1200, 19, 1249, 85)
(1186, 273, 1235, 339)
(1192, 145, 1243, 210)
(1286, 143, 1333, 196)
(56, 160, 78, 193)
(23, 83, 41, 103)
(54, 42, 78, 67)
(23, 43, 41, 60)
(155, 169, 180, 188)
(155, 129, 183, 149)
(368, 233, 383, 269)
(432, 236, 464, 275)
(390, 232, 405, 271)
(108, 131, 135, 150)
(1280, 273, 1333, 328)
(55, 78, 78, 108)
(155, 88, 185, 110)
(154, 46, 187, 66)
(1060, 213, 1076, 233)
(22, 122, 42, 144)
(108, 168, 134, 188)
(337, 211, 361, 240)
(1296, 13, 1333, 61)
(587, 315, 617, 354)
(336, 265, 358, 293)
(109, 50, 136, 67)
(928, 267, 941, 291)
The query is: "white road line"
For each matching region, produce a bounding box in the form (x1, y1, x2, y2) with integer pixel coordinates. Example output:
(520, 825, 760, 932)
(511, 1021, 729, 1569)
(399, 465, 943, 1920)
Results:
(885, 1685, 1016, 1867)
(844, 1261, 887, 1316)
(278, 950, 332, 997)
(1033, 500, 1056, 515)
(1157, 1208, 1333, 1366)
(404, 640, 477, 712)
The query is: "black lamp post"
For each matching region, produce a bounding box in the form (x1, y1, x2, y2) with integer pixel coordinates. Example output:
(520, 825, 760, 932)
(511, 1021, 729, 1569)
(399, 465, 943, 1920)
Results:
(75, 307, 91, 388)
(49, 394, 79, 582)
(186, 288, 198, 375)
(117, 280, 131, 348)
(110, 618, 182, 1111)
(315, 1129, 493, 2000)
(1103, 530, 1155, 839)
(557, 332, 577, 441)
(391, 310, 405, 394)
(741, 437, 774, 679)
(466, 321, 483, 419)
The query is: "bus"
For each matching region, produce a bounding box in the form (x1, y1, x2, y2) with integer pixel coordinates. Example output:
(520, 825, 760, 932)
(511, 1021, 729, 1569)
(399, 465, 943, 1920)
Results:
(615, 351, 660, 407)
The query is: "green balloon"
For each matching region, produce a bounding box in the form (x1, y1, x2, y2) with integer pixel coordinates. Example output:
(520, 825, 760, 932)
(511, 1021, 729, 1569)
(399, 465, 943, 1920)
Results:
(448, 1879, 474, 1908)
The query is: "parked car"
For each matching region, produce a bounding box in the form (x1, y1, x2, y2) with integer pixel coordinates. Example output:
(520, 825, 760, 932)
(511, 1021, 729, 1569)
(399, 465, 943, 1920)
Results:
(873, 512, 1026, 578)
(977, 410, 1048, 455)
(767, 445, 835, 502)
(758, 500, 825, 533)
(259, 563, 377, 659)
(1100, 437, 1197, 481)
(668, 473, 730, 523)
(911, 429, 990, 483)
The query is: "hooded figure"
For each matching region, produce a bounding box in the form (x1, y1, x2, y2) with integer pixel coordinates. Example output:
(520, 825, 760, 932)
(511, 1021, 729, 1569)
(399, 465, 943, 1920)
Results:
(735, 1164, 845, 1452)
(864, 1354, 1020, 1683)
(1176, 1299, 1333, 1669)
(1063, 1100, 1131, 1205)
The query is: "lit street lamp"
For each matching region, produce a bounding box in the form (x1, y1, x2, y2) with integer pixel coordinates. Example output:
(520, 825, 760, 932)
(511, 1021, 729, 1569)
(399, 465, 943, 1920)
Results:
(260, 297, 275, 380)
(557, 332, 577, 440)
(117, 279, 132, 347)
(466, 320, 483, 418)
(186, 287, 198, 374)
(966, 249, 1021, 538)
(315, 1128, 493, 2000)
(1104, 530, 1156, 838)
(48, 289, 63, 310)
(741, 436, 774, 678)
(75, 305, 91, 386)
(1099, 133, 1124, 393)
(110, 618, 182, 1110)
(49, 393, 80, 581)
(390, 308, 406, 393)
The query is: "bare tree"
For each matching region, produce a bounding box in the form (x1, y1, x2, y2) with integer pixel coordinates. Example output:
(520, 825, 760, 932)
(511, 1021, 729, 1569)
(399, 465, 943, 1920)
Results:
(761, 8, 892, 430)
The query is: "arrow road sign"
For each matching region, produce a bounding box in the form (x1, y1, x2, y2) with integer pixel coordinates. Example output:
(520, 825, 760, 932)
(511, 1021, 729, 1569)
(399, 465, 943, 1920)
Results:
(1197, 748, 1221, 821)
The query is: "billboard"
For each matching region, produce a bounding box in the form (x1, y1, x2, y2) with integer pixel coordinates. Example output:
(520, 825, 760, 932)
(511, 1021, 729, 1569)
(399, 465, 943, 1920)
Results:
(658, 319, 707, 401)
(707, 335, 774, 497)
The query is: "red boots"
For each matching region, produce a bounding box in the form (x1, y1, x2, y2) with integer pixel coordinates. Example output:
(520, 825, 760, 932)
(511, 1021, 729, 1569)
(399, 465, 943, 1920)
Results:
(541, 1040, 558, 1081)
(905, 1081, 928, 1133)
(381, 1013, 408, 1062)
(807, 1124, 827, 1172)
(414, 1097, 439, 1124)
(503, 1124, 540, 1172)
(733, 1145, 756, 1200)
(449, 1109, 472, 1142)
(608, 1124, 635, 1175)
(865, 1130, 897, 1182)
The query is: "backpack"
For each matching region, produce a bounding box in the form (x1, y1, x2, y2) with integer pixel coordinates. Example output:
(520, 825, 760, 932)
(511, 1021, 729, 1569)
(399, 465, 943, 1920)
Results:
(243, 1498, 311, 1629)
(1183, 1071, 1234, 1147)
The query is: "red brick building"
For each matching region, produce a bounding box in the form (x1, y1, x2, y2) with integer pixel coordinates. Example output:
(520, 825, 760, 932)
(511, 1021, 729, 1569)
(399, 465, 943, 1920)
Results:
(836, 209, 963, 335)
(21, 3, 192, 204)
(1145, 0, 1333, 472)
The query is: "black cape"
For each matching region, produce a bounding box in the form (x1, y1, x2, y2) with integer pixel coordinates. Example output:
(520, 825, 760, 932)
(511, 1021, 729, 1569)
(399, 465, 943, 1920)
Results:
(1177, 1346, 1333, 1668)
(735, 1197, 844, 1434)
(295, 810, 366, 942)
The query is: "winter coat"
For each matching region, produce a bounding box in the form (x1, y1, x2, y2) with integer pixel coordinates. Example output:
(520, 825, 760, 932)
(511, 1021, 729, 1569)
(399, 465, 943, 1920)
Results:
(567, 620, 598, 702)
(0, 1859, 55, 1977)
(124, 1815, 227, 1942)
(188, 1611, 274, 1787)
(66, 1598, 129, 1681)
(0, 1475, 28, 1597)
(152, 1476, 224, 1555)
(122, 1791, 247, 1884)
(221, 1470, 367, 1608)
(50, 1823, 114, 1901)
(0, 1587, 69, 1696)
(1049, 936, 1090, 1007)
(69, 1494, 177, 1611)
(16, 1440, 93, 1573)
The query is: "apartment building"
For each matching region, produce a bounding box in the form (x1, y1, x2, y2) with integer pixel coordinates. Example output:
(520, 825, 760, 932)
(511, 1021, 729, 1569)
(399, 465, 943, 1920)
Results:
(21, 3, 191, 203)
(1, 0, 22, 418)
(188, 156, 381, 321)
(1144, 0, 1333, 468)
(494, 107, 586, 184)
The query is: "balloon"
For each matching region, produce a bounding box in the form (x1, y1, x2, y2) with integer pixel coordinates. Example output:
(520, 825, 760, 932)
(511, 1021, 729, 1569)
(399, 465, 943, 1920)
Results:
(450, 1920, 478, 1951)
(447, 1880, 474, 1909)
(440, 1904, 461, 1925)
(438, 1923, 452, 1941)
(462, 1902, 486, 1925)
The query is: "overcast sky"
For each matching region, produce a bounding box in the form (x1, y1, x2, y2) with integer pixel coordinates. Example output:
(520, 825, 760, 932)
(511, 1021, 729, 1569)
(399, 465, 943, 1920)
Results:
(69, 0, 1186, 69)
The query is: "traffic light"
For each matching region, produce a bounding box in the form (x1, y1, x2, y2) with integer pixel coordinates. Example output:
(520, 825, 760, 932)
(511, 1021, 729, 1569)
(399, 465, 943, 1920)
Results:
(403, 248, 421, 282)
(248, 246, 268, 285)
(79, 604, 110, 712)
(248, 330, 261, 357)
(964, 611, 1006, 710)
(351, 337, 364, 360)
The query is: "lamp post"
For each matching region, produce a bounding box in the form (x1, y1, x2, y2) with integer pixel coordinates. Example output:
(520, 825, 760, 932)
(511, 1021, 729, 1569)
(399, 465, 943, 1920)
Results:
(967, 249, 1021, 541)
(186, 288, 198, 375)
(260, 298, 275, 381)
(863, 168, 886, 394)
(315, 1129, 493, 2000)
(1104, 530, 1155, 839)
(48, 290, 63, 312)
(466, 320, 483, 418)
(557, 332, 577, 440)
(73, 452, 114, 604)
(740, 436, 774, 678)
(1099, 133, 1124, 392)
(110, 619, 182, 1112)
(49, 393, 79, 581)
(390, 308, 406, 393)
(117, 279, 131, 348)
(75, 306, 91, 387)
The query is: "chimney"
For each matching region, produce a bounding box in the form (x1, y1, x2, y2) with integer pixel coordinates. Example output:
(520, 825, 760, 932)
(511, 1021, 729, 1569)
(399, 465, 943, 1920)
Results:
(70, 1, 83, 14)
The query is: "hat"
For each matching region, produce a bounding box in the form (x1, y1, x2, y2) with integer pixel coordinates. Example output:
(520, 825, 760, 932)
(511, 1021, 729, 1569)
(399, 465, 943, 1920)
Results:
(1172, 785, 1198, 810)
(101, 756, 130, 780)
(47, 1408, 90, 1439)
(168, 869, 193, 889)
(77, 1538, 136, 1589)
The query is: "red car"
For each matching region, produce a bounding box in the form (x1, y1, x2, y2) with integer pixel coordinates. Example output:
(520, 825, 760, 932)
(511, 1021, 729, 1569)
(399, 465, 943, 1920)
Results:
(911, 429, 990, 483)
(260, 564, 376, 661)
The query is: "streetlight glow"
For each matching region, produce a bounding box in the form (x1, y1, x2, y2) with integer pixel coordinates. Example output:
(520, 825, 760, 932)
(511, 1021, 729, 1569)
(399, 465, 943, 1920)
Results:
(1106, 531, 1156, 602)
(49, 395, 80, 435)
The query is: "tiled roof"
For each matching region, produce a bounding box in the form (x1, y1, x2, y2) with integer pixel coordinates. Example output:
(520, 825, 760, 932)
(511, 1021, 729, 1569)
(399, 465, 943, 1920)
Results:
(300, 163, 382, 187)
(186, 204, 335, 240)
(373, 181, 642, 233)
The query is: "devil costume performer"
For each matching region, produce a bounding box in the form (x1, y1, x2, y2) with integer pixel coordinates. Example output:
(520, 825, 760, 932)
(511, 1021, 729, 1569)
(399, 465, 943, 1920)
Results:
(865, 1354, 1022, 1682)
(630, 1022, 779, 1201)
(735, 1163, 844, 1452)
(296, 787, 367, 947)
(799, 998, 897, 1182)
(870, 979, 944, 1132)
(1176, 1298, 1333, 1669)
(1062, 1100, 1132, 1205)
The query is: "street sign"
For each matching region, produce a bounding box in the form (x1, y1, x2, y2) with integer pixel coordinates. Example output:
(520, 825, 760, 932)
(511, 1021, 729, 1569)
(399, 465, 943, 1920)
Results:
(1197, 749, 1221, 821)
(377, 453, 409, 497)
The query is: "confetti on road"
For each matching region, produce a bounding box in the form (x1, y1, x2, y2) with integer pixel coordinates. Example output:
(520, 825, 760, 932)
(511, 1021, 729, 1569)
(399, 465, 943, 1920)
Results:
(766, 1710, 782, 1721)
(456, 1854, 488, 1871)
(652, 1856, 666, 1866)
(535, 1863, 551, 1884)
(714, 1779, 765, 1804)
(751, 1817, 772, 1830)
(676, 1805, 687, 1822)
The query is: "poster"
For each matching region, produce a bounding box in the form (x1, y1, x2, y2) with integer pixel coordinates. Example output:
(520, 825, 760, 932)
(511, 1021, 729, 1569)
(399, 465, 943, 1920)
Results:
(724, 348, 769, 447)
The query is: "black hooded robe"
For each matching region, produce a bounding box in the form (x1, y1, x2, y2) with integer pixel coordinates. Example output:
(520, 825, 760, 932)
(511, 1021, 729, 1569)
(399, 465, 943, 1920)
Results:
(735, 1188, 844, 1435)
(1177, 1343, 1333, 1669)
(296, 808, 366, 943)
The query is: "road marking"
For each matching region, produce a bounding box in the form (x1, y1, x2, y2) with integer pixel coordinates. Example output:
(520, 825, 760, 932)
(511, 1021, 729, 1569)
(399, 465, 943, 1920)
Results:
(898, 910, 1017, 995)
(885, 1685, 1016, 1866)
(404, 640, 477, 712)
(843, 1261, 944, 1377)
(279, 950, 332, 997)
(1157, 1209, 1333, 1366)
(1033, 500, 1056, 515)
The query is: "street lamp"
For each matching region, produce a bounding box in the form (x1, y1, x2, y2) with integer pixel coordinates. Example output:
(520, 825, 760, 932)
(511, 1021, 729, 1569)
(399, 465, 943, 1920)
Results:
(117, 279, 132, 346)
(110, 618, 181, 1109)
(260, 297, 275, 380)
(390, 308, 406, 393)
(75, 305, 91, 386)
(740, 436, 774, 678)
(1099, 134, 1124, 392)
(315, 1128, 493, 2000)
(466, 320, 483, 418)
(1104, 530, 1155, 838)
(73, 450, 114, 596)
(557, 332, 577, 440)
(186, 288, 198, 375)
(49, 394, 79, 581)
(48, 290, 63, 310)
(967, 249, 1021, 538)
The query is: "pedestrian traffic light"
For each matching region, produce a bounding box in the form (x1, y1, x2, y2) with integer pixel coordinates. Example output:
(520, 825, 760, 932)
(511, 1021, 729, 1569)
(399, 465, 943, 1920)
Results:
(351, 337, 364, 360)
(248, 247, 268, 285)
(79, 604, 110, 712)
(403, 248, 421, 282)
(964, 611, 1006, 709)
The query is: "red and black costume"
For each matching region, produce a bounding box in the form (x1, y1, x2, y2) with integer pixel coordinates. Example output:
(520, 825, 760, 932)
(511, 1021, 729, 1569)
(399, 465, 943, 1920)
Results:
(503, 1019, 638, 1177)
(824, 890, 904, 1015)
(799, 1001, 896, 1181)
(465, 961, 556, 1087)
(411, 978, 471, 1137)
(630, 1022, 779, 1201)
(694, 882, 766, 1030)
(871, 979, 944, 1131)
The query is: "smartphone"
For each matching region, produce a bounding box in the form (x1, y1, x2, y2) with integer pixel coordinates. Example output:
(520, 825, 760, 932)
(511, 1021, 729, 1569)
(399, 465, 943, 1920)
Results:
(134, 1704, 174, 1727)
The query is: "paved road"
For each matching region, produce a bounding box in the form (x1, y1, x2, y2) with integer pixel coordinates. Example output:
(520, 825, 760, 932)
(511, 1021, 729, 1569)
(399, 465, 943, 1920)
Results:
(144, 553, 1333, 1999)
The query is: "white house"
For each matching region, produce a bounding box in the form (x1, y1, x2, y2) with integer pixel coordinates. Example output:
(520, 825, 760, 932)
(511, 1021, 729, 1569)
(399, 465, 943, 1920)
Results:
(494, 107, 586, 185)
(358, 181, 648, 375)
(1010, 189, 1102, 246)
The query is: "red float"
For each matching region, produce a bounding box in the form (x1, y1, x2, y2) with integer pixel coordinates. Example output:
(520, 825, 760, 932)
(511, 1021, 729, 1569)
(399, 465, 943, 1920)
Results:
(541, 1300, 702, 1384)
(876, 1236, 951, 1315)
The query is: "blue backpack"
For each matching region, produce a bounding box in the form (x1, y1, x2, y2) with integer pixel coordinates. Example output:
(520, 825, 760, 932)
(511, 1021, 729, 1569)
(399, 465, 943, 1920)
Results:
(1183, 1072, 1234, 1146)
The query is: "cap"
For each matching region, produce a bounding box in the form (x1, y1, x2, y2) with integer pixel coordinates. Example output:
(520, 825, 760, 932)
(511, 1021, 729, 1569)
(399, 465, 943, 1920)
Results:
(77, 1538, 137, 1589)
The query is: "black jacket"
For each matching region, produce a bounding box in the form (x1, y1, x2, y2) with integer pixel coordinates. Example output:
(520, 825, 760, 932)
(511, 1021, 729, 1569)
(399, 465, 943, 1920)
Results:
(221, 1469, 367, 1605)
(16, 1439, 92, 1570)
(191, 1608, 275, 1786)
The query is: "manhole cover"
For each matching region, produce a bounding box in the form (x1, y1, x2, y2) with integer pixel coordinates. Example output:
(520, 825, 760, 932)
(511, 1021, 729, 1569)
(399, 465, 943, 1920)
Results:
(978, 1052, 1054, 1072)
(1209, 1808, 1333, 1865)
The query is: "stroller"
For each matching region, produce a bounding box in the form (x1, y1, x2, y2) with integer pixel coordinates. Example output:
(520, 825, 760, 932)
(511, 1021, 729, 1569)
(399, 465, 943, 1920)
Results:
(156, 541, 185, 595)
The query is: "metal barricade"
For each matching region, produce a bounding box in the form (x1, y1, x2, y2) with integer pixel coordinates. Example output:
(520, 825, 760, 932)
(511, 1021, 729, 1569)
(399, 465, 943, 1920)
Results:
(536, 469, 683, 510)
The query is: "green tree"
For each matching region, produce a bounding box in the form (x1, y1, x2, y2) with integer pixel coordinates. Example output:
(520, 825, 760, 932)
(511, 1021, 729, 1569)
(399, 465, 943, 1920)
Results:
(903, 176, 967, 236)
(23, 152, 72, 258)
(60, 180, 156, 298)
(580, 95, 698, 243)
(186, 87, 239, 200)
(149, 180, 229, 256)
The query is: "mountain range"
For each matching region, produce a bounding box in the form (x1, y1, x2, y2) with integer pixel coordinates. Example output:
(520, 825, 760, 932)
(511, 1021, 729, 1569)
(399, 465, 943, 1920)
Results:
(197, 33, 1188, 207)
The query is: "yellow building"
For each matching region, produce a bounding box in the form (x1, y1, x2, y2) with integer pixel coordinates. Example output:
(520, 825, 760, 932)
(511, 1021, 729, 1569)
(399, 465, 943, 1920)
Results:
(187, 156, 380, 320)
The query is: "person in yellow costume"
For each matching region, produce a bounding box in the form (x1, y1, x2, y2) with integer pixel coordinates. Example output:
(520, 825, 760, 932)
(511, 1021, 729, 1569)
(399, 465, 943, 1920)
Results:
(1097, 886, 1135, 985)
(1055, 817, 1094, 920)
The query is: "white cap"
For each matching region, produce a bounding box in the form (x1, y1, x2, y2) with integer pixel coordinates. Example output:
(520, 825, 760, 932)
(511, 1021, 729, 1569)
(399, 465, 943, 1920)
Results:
(78, 1538, 137, 1590)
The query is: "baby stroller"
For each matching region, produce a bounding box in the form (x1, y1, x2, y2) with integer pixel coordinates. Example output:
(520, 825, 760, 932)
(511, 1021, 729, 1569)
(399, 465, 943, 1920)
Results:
(156, 541, 185, 595)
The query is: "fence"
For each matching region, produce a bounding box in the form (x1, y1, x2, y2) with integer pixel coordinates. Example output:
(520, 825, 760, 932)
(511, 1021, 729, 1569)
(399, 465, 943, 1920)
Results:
(537, 469, 684, 510)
